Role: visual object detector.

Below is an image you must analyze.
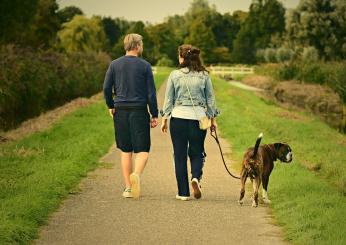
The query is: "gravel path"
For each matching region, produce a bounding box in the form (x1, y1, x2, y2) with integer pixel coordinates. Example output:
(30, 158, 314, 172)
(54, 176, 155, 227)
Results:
(35, 82, 288, 245)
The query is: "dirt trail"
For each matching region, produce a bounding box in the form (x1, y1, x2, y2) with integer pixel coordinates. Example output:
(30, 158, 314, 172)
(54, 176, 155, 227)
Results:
(34, 82, 289, 245)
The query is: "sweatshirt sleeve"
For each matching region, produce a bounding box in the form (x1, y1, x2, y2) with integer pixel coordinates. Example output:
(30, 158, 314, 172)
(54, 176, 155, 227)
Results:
(146, 64, 158, 117)
(103, 63, 115, 109)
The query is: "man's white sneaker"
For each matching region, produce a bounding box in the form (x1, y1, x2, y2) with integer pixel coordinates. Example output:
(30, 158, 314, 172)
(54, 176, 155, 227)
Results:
(176, 195, 190, 201)
(122, 188, 133, 198)
(130, 173, 141, 198)
(191, 178, 202, 199)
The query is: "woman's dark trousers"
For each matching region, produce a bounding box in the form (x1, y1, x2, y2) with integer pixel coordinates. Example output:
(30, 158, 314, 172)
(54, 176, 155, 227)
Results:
(170, 117, 207, 197)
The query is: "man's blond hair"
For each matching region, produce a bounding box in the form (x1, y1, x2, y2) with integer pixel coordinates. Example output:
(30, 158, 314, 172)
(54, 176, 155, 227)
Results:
(124, 33, 143, 51)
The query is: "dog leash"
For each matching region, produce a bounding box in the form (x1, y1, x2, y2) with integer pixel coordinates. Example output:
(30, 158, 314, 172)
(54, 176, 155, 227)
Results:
(210, 129, 240, 179)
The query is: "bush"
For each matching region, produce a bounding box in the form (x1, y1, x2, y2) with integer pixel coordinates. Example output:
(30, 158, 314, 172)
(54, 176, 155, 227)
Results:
(256, 61, 346, 103)
(0, 45, 110, 131)
(156, 55, 174, 67)
(301, 46, 319, 62)
(264, 48, 277, 63)
(276, 47, 294, 63)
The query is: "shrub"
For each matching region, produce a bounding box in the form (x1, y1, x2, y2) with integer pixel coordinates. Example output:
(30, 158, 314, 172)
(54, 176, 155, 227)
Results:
(0, 45, 110, 131)
(276, 47, 294, 63)
(301, 46, 319, 62)
(264, 48, 277, 63)
(156, 55, 174, 67)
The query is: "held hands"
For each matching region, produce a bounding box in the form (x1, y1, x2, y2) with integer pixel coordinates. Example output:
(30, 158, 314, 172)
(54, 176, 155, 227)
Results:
(151, 118, 158, 128)
(108, 108, 115, 117)
(161, 118, 168, 133)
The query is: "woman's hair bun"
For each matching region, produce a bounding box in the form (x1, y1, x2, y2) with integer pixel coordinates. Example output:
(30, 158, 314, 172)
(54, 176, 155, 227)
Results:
(191, 47, 200, 55)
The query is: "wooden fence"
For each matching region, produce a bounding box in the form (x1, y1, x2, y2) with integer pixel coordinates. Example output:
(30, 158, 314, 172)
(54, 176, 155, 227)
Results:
(208, 66, 254, 77)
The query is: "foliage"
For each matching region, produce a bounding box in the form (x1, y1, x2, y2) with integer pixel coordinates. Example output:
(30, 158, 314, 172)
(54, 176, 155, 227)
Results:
(57, 15, 107, 53)
(26, 0, 61, 48)
(256, 61, 346, 103)
(57, 5, 83, 23)
(147, 23, 180, 65)
(285, 0, 346, 60)
(0, 0, 39, 44)
(0, 45, 110, 130)
(185, 19, 217, 64)
(156, 55, 174, 67)
(232, 0, 286, 64)
(102, 17, 121, 52)
(301, 46, 319, 62)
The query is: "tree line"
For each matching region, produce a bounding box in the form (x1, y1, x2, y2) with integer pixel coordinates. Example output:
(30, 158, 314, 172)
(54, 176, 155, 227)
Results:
(1, 0, 345, 65)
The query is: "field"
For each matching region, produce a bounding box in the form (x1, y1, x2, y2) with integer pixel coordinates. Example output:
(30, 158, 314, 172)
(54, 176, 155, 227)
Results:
(213, 76, 346, 245)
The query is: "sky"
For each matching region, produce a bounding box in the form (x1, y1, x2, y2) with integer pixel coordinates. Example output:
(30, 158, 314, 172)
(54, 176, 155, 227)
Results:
(57, 0, 300, 24)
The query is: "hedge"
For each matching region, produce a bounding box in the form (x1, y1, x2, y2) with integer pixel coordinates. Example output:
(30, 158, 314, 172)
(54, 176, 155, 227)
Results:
(0, 45, 110, 131)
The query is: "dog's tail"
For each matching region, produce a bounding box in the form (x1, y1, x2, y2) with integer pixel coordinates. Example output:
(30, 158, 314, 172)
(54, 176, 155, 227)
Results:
(253, 133, 263, 158)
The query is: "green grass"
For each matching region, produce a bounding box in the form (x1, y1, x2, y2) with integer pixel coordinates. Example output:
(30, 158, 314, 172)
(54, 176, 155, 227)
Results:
(154, 66, 173, 89)
(0, 101, 114, 245)
(213, 76, 346, 245)
(0, 76, 165, 245)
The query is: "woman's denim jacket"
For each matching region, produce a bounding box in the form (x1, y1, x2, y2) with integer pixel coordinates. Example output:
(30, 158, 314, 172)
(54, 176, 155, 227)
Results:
(160, 68, 220, 118)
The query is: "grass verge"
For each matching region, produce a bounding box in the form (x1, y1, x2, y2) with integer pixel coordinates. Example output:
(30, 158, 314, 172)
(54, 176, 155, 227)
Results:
(0, 74, 166, 244)
(213, 76, 346, 245)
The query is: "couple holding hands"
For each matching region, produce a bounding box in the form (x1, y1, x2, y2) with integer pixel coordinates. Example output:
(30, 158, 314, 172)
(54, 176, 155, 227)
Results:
(103, 33, 219, 201)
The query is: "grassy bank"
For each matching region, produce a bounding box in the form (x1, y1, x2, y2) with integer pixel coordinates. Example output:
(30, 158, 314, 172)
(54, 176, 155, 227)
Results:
(0, 74, 165, 244)
(213, 76, 346, 245)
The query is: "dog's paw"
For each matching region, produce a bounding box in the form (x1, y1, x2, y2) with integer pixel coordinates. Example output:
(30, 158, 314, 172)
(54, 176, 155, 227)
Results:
(263, 198, 271, 204)
(252, 201, 258, 208)
(238, 200, 244, 206)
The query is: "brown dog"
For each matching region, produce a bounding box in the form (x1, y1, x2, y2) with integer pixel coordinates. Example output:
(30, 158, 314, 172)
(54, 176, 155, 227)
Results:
(238, 133, 292, 207)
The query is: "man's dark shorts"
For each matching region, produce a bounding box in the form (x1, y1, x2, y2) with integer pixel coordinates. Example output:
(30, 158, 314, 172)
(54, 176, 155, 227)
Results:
(113, 107, 150, 153)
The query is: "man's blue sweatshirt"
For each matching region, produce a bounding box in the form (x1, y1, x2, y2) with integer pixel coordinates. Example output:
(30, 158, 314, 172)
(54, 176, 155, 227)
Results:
(103, 55, 158, 117)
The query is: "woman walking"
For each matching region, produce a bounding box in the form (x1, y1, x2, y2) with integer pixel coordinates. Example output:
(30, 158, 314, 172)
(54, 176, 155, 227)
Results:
(160, 44, 219, 200)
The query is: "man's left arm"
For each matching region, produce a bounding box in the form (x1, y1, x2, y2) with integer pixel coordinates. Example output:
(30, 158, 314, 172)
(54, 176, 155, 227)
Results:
(103, 62, 115, 117)
(146, 64, 158, 127)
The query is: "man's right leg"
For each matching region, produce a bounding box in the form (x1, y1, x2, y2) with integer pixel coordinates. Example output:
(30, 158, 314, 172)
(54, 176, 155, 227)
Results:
(113, 109, 134, 197)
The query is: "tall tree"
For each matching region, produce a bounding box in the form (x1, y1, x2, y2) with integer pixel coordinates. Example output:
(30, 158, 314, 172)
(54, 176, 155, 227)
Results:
(57, 5, 83, 23)
(147, 23, 179, 64)
(57, 15, 106, 53)
(102, 17, 121, 52)
(285, 0, 346, 59)
(27, 0, 61, 48)
(0, 0, 39, 44)
(185, 19, 217, 64)
(231, 0, 286, 63)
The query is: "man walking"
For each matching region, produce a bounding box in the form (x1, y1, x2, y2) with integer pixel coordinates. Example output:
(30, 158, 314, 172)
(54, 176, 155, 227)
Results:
(103, 33, 158, 199)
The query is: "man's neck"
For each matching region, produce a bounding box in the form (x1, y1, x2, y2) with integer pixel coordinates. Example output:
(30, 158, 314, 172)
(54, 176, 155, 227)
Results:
(126, 50, 139, 57)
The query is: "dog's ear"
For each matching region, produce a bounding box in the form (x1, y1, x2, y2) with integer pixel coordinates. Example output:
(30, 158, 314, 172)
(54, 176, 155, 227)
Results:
(274, 143, 283, 151)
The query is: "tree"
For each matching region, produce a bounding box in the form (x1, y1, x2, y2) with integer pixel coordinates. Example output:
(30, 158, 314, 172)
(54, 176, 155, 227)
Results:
(0, 0, 39, 44)
(185, 19, 217, 64)
(102, 17, 121, 52)
(285, 0, 346, 60)
(212, 13, 241, 51)
(27, 0, 61, 48)
(231, 27, 257, 64)
(57, 15, 106, 53)
(147, 23, 179, 64)
(57, 5, 83, 23)
(231, 0, 286, 63)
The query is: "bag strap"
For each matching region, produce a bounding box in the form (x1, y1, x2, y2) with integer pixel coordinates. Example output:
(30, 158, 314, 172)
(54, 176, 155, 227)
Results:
(183, 77, 199, 119)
